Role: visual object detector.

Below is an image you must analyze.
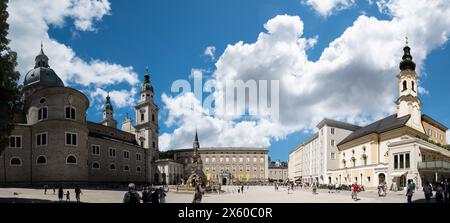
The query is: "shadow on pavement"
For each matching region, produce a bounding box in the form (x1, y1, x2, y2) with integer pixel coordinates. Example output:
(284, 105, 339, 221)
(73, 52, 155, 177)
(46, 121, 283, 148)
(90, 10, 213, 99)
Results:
(0, 197, 81, 203)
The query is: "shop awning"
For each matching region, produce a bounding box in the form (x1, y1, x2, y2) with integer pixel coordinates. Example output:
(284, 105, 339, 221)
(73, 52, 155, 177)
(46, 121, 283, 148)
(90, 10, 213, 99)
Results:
(390, 171, 407, 177)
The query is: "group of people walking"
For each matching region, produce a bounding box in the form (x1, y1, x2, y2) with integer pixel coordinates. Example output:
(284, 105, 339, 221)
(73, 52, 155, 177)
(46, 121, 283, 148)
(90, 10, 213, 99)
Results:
(421, 180, 449, 203)
(44, 185, 82, 202)
(123, 183, 167, 203)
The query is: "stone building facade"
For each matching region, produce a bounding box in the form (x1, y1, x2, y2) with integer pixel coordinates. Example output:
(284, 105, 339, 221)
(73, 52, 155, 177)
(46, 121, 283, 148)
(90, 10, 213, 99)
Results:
(169, 134, 269, 185)
(0, 46, 159, 186)
(289, 44, 449, 190)
(268, 160, 288, 182)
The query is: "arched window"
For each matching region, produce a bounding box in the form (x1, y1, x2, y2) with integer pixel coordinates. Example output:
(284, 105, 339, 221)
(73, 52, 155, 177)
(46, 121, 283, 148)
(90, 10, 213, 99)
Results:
(411, 81, 415, 92)
(362, 154, 368, 166)
(92, 162, 100, 169)
(137, 167, 141, 172)
(124, 165, 129, 171)
(110, 164, 116, 170)
(10, 157, 22, 166)
(351, 157, 356, 167)
(140, 113, 145, 122)
(66, 155, 77, 164)
(402, 80, 407, 91)
(36, 155, 47, 164)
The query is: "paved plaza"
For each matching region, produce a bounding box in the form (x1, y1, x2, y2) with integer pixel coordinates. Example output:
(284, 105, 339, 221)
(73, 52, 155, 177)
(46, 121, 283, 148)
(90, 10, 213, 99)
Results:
(0, 186, 432, 203)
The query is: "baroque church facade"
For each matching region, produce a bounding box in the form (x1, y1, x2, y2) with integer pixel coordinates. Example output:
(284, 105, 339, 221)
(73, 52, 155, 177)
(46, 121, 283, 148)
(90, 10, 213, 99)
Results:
(289, 42, 449, 190)
(0, 45, 159, 185)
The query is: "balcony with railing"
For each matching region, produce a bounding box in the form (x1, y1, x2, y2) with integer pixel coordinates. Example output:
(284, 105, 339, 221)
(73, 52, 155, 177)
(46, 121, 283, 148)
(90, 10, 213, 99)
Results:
(418, 161, 450, 170)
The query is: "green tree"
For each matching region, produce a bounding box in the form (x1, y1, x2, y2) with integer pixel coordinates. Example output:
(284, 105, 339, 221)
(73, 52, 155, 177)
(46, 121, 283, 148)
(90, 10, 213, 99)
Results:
(0, 0, 21, 154)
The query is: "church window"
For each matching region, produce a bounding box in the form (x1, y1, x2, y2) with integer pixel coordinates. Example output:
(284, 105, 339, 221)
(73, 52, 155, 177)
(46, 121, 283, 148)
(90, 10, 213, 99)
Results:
(110, 164, 116, 170)
(137, 167, 141, 172)
(152, 114, 155, 122)
(9, 136, 22, 148)
(65, 132, 77, 146)
(109, 148, 116, 157)
(36, 132, 47, 146)
(152, 141, 156, 148)
(123, 151, 130, 159)
(65, 106, 76, 120)
(36, 155, 47, 164)
(92, 162, 100, 169)
(38, 107, 48, 121)
(10, 157, 22, 166)
(39, 97, 47, 104)
(66, 155, 77, 164)
(412, 81, 415, 92)
(141, 113, 145, 122)
(136, 153, 142, 161)
(124, 165, 129, 171)
(91, 145, 100, 155)
(402, 81, 407, 91)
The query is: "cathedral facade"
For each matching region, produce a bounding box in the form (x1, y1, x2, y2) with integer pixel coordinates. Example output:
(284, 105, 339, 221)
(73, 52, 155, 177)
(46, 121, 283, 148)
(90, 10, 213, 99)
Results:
(0, 46, 159, 186)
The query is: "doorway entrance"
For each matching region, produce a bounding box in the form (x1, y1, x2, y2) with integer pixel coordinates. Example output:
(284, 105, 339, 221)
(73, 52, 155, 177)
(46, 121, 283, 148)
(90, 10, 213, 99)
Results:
(222, 177, 227, 185)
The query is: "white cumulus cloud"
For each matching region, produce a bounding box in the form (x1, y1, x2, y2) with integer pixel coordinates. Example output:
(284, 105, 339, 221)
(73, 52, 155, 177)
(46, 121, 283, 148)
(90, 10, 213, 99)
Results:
(7, 0, 139, 88)
(159, 0, 450, 151)
(302, 0, 355, 17)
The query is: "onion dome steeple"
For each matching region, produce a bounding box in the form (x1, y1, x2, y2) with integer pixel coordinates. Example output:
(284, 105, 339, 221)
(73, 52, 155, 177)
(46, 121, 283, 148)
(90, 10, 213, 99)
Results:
(100, 92, 117, 128)
(141, 65, 154, 93)
(400, 37, 416, 71)
(103, 92, 113, 112)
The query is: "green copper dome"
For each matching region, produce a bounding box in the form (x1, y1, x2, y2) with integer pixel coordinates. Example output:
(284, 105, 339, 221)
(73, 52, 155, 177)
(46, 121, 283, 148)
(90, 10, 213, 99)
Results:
(141, 65, 154, 93)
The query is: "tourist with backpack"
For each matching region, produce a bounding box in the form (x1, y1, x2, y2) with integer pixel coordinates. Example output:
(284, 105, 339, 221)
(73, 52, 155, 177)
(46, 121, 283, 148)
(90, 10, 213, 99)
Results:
(423, 181, 433, 203)
(123, 183, 141, 203)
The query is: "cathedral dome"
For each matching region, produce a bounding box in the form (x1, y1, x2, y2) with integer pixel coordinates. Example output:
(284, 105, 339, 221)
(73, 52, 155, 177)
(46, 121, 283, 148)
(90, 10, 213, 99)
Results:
(23, 67, 64, 88)
(23, 44, 64, 89)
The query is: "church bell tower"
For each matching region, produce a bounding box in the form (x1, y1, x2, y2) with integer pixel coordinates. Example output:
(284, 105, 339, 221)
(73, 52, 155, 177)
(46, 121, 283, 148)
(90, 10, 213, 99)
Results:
(396, 38, 424, 133)
(134, 65, 159, 183)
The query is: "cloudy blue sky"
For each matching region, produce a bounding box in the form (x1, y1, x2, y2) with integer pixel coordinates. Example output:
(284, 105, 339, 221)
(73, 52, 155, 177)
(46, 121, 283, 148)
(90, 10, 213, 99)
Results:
(7, 0, 450, 161)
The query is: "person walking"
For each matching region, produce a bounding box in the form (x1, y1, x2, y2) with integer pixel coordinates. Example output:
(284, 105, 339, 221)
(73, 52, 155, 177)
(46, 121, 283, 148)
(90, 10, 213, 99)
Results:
(241, 185, 244, 194)
(151, 188, 160, 204)
(58, 185, 64, 201)
(123, 183, 141, 203)
(44, 185, 48, 195)
(65, 190, 70, 202)
(312, 182, 317, 195)
(435, 182, 444, 203)
(74, 186, 82, 203)
(423, 181, 433, 203)
(53, 185, 56, 195)
(406, 180, 414, 203)
(352, 183, 359, 201)
(192, 185, 203, 203)
(159, 187, 167, 203)
(443, 179, 449, 203)
(142, 187, 150, 203)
